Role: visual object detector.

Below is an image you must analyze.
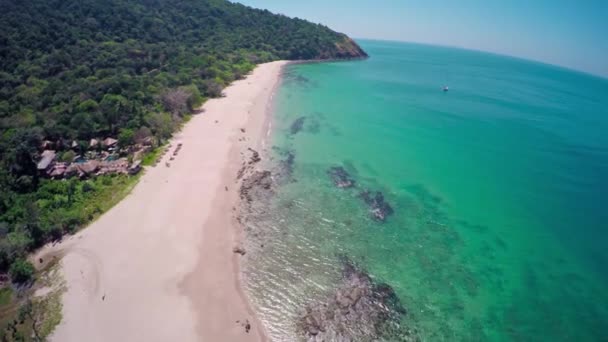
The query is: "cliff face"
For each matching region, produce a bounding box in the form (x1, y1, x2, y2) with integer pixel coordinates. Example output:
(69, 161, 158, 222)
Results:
(332, 36, 369, 59)
(293, 35, 367, 61)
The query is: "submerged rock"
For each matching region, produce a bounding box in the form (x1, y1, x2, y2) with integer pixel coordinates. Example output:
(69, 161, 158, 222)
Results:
(359, 190, 394, 222)
(281, 151, 295, 172)
(283, 71, 312, 86)
(274, 150, 295, 183)
(297, 259, 413, 341)
(290, 116, 306, 135)
(327, 166, 356, 188)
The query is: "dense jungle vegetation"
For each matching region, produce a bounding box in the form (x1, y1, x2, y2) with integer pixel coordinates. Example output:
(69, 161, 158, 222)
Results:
(0, 0, 367, 286)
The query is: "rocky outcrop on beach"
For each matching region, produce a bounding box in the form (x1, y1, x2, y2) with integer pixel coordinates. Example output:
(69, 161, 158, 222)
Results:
(327, 166, 356, 188)
(359, 190, 394, 222)
(297, 260, 415, 341)
(237, 147, 287, 212)
(238, 147, 295, 191)
(239, 170, 272, 204)
(247, 148, 261, 164)
(237, 148, 261, 181)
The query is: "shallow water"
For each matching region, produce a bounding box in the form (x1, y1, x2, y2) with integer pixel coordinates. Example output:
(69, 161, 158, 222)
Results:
(242, 40, 608, 341)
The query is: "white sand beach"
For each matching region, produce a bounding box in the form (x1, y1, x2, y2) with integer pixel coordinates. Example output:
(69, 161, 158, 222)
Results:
(41, 61, 287, 342)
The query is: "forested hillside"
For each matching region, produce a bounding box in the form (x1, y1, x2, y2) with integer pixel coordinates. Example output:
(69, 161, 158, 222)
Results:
(0, 0, 367, 285)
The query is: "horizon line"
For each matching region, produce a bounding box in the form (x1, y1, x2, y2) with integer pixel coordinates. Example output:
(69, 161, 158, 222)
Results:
(351, 37, 608, 81)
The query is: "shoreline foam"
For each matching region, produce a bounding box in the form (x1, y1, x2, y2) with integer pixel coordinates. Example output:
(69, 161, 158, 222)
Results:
(41, 61, 288, 342)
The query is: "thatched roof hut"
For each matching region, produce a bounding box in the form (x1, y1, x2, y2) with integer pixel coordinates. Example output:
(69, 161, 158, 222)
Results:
(78, 160, 100, 175)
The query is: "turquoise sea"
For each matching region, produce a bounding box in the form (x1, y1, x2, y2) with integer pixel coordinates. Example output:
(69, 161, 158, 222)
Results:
(242, 40, 608, 341)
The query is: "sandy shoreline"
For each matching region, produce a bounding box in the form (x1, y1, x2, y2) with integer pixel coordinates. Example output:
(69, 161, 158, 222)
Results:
(40, 61, 287, 342)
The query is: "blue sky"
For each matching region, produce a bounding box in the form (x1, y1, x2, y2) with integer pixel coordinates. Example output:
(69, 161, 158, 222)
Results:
(236, 0, 608, 77)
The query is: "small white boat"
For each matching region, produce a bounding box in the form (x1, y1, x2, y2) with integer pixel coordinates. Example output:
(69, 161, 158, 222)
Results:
(443, 86, 449, 92)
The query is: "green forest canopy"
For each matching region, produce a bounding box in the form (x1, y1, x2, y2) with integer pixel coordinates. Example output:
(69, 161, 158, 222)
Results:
(0, 0, 367, 281)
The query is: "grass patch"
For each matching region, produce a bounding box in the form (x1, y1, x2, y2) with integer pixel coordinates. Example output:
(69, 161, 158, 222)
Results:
(0, 288, 64, 341)
(32, 174, 141, 236)
(37, 289, 62, 339)
(141, 146, 165, 166)
(181, 113, 193, 124)
(0, 174, 140, 339)
(0, 288, 12, 307)
(36, 264, 64, 339)
(0, 260, 66, 341)
(85, 174, 141, 219)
